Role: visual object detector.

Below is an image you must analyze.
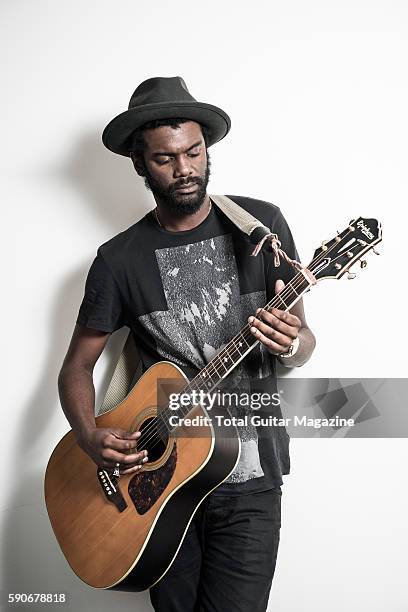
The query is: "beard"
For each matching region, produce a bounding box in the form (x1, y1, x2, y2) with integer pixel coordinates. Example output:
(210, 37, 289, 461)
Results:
(142, 152, 211, 217)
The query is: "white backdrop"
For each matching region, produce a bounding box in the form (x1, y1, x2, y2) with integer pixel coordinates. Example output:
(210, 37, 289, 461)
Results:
(3, 1, 408, 611)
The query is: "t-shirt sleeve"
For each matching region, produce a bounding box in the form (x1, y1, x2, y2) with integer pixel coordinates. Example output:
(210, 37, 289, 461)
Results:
(265, 207, 300, 301)
(76, 248, 126, 333)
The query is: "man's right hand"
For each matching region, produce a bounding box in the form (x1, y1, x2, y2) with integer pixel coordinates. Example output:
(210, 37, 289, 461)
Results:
(76, 427, 148, 475)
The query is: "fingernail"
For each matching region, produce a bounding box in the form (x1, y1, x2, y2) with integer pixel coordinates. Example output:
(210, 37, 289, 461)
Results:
(248, 316, 254, 324)
(251, 327, 258, 334)
(143, 457, 148, 462)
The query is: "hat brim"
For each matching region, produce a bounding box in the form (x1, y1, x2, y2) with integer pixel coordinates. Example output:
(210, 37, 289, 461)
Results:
(102, 101, 231, 157)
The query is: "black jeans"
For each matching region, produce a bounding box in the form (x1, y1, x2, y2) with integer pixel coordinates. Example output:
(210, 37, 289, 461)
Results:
(149, 487, 282, 612)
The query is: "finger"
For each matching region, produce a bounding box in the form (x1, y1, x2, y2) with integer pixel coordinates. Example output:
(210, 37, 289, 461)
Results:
(248, 324, 291, 354)
(103, 433, 140, 452)
(249, 317, 296, 347)
(101, 448, 148, 465)
(275, 278, 285, 294)
(249, 317, 293, 347)
(253, 309, 299, 339)
(111, 429, 141, 440)
(268, 307, 301, 329)
(120, 449, 148, 465)
(253, 308, 299, 340)
(121, 456, 150, 475)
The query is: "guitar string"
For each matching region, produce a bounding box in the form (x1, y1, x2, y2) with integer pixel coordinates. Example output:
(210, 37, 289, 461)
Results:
(133, 227, 361, 455)
(129, 226, 366, 456)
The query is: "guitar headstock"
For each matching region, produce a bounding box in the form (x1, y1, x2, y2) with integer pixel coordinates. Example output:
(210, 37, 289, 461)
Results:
(308, 217, 382, 281)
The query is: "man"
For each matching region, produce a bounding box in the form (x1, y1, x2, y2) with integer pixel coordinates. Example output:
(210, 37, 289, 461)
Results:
(58, 76, 316, 611)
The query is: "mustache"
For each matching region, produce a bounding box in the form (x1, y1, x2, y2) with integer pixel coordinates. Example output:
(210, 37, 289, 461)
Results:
(170, 176, 204, 193)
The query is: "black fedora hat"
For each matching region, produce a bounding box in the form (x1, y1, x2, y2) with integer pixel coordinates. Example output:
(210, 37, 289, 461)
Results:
(102, 76, 231, 157)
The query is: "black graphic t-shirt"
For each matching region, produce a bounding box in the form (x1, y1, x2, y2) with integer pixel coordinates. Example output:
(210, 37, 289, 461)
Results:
(76, 195, 299, 495)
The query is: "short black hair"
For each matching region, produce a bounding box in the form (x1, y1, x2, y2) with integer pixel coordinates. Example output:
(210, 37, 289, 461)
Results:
(128, 117, 209, 156)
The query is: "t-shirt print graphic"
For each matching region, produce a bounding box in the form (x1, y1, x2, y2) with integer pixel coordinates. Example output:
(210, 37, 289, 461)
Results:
(139, 234, 272, 484)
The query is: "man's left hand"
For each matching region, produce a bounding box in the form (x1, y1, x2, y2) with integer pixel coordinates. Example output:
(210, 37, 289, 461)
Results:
(247, 279, 301, 356)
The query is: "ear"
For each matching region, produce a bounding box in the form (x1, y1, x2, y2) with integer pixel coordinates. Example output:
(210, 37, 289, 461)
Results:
(130, 152, 146, 177)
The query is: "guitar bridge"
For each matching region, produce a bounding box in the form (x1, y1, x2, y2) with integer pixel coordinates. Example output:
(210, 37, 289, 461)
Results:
(97, 468, 128, 512)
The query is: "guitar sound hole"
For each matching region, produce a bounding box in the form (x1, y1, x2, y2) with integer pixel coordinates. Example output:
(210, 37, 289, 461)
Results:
(139, 416, 169, 462)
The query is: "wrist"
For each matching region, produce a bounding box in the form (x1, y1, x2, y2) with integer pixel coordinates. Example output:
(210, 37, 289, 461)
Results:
(76, 423, 97, 444)
(278, 336, 300, 360)
(277, 328, 316, 367)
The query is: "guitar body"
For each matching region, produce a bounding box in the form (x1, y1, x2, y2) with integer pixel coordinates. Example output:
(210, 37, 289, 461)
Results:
(44, 361, 240, 590)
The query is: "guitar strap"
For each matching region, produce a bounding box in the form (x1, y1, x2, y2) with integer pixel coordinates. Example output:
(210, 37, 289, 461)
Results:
(97, 195, 277, 416)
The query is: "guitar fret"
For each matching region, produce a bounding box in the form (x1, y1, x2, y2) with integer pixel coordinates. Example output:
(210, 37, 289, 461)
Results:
(209, 359, 225, 378)
(283, 287, 298, 305)
(221, 352, 233, 365)
(202, 375, 214, 390)
(229, 345, 243, 362)
(276, 294, 287, 308)
(274, 278, 310, 311)
(211, 359, 228, 379)
(239, 332, 251, 348)
(232, 335, 248, 355)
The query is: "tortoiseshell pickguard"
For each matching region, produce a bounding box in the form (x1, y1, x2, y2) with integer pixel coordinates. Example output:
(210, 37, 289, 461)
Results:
(128, 444, 177, 515)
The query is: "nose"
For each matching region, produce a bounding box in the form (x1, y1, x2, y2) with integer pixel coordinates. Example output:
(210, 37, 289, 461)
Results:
(173, 155, 192, 179)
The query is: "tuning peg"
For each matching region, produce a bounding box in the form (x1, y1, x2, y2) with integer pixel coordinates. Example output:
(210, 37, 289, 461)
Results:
(335, 231, 341, 243)
(360, 260, 367, 268)
(372, 247, 380, 255)
(321, 240, 328, 251)
(347, 271, 357, 280)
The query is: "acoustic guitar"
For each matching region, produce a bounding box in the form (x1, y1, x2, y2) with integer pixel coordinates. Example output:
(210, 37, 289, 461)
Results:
(44, 217, 382, 590)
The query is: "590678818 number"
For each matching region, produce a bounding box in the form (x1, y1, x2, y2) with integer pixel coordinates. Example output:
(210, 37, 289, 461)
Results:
(7, 593, 67, 604)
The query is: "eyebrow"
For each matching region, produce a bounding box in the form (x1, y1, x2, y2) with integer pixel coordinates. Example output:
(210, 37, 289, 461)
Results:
(153, 141, 203, 156)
